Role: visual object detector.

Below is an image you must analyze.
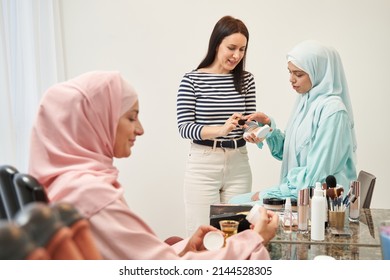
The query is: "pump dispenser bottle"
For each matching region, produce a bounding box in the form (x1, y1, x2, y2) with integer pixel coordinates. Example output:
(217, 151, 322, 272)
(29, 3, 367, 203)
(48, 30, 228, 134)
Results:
(311, 182, 326, 241)
(283, 197, 293, 232)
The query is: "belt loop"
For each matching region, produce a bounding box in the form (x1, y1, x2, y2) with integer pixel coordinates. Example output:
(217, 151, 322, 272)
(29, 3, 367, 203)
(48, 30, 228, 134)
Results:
(212, 140, 217, 150)
(233, 139, 237, 149)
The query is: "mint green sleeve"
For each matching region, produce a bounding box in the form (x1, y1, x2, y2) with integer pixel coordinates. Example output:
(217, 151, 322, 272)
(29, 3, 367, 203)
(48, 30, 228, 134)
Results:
(230, 110, 356, 204)
(262, 111, 355, 199)
(257, 117, 285, 161)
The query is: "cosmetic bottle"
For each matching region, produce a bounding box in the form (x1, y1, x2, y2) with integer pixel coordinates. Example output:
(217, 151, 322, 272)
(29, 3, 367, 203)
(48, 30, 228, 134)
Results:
(310, 182, 326, 241)
(298, 189, 309, 233)
(243, 123, 270, 139)
(246, 204, 261, 225)
(348, 181, 360, 222)
(308, 186, 315, 226)
(283, 197, 293, 232)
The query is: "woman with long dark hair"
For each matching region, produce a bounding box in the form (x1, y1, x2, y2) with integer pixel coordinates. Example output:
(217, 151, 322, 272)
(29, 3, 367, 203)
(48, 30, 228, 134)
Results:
(177, 16, 259, 236)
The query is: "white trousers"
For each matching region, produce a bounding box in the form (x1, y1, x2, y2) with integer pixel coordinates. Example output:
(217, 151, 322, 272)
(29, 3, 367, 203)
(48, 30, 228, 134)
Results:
(183, 143, 252, 236)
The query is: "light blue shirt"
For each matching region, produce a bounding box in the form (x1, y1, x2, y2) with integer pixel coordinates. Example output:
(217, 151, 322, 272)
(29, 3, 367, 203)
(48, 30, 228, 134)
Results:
(229, 40, 357, 204)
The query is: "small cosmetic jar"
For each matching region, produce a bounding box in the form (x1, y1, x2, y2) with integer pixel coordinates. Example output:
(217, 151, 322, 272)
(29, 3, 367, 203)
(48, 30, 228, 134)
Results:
(263, 198, 298, 212)
(263, 198, 284, 210)
(203, 231, 225, 250)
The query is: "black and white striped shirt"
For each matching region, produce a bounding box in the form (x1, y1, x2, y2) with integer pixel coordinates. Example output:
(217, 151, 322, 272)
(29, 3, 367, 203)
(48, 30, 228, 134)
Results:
(177, 70, 256, 141)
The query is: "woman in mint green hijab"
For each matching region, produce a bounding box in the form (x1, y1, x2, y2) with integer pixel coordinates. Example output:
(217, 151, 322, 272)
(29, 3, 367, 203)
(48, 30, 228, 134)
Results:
(230, 40, 357, 204)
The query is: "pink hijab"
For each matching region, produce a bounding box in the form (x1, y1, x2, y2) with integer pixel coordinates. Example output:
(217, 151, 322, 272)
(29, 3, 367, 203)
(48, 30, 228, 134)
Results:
(29, 71, 138, 218)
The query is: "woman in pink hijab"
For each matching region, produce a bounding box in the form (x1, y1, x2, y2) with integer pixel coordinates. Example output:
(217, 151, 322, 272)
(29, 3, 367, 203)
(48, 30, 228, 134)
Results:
(29, 71, 278, 259)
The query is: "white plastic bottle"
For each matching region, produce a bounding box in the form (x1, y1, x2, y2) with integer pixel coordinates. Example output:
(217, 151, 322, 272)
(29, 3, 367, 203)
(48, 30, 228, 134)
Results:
(311, 182, 326, 241)
(246, 204, 261, 225)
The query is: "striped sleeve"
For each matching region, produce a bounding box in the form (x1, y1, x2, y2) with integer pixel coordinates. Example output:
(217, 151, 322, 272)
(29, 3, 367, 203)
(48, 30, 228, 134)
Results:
(177, 71, 256, 141)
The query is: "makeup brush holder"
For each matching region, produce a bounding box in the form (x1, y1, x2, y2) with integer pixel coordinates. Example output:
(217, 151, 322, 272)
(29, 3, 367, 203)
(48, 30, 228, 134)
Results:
(329, 211, 345, 230)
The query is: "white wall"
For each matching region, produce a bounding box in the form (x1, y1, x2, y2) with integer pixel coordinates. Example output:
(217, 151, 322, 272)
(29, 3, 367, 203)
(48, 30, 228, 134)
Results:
(59, 0, 390, 239)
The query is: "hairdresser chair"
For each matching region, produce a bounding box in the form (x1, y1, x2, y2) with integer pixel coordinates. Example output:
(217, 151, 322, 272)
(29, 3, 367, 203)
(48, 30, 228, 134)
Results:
(14, 202, 84, 260)
(0, 197, 7, 220)
(357, 170, 376, 209)
(0, 165, 20, 220)
(0, 221, 49, 260)
(13, 173, 49, 209)
(50, 202, 102, 259)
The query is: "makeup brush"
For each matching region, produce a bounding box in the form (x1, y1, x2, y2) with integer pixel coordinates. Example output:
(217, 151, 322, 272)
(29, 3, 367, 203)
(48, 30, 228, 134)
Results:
(326, 186, 344, 200)
(326, 175, 337, 189)
(343, 188, 352, 205)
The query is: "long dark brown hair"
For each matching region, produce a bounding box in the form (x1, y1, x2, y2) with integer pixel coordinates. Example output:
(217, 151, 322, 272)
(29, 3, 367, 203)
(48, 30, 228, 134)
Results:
(197, 15, 249, 94)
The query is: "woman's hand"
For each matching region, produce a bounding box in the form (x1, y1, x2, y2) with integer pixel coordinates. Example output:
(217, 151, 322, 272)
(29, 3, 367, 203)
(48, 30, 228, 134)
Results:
(243, 130, 266, 144)
(246, 112, 271, 125)
(243, 112, 272, 143)
(219, 113, 244, 136)
(251, 191, 260, 201)
(201, 113, 245, 139)
(252, 207, 279, 245)
(178, 225, 219, 256)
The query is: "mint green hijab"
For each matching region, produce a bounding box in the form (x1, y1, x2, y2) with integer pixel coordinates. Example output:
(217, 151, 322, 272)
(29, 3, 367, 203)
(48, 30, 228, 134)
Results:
(281, 40, 357, 183)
